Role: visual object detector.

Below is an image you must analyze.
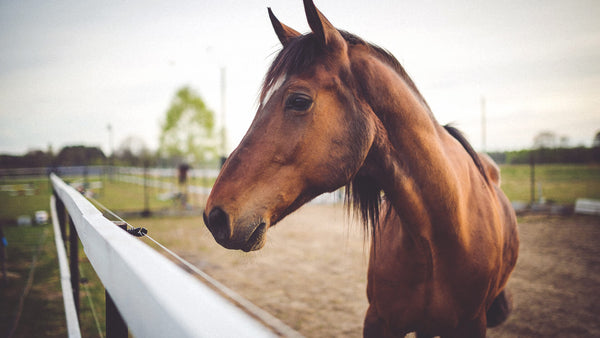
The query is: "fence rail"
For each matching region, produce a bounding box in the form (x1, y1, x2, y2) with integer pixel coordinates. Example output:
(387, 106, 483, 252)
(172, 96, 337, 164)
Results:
(50, 195, 81, 338)
(50, 173, 277, 337)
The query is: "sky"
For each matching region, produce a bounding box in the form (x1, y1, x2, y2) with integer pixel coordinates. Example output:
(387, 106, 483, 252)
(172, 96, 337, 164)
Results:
(1, 0, 599, 157)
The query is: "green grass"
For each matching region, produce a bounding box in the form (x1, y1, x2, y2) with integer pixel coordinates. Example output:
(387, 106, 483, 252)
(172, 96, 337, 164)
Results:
(0, 224, 106, 337)
(0, 178, 52, 221)
(94, 179, 175, 212)
(0, 176, 190, 221)
(0, 225, 64, 337)
(78, 253, 106, 337)
(499, 164, 600, 204)
(0, 175, 110, 338)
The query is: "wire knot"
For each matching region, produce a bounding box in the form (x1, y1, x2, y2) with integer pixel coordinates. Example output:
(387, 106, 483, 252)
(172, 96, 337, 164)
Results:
(127, 227, 148, 237)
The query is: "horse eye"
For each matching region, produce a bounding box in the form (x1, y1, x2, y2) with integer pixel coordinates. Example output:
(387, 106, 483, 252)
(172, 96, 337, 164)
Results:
(285, 94, 313, 111)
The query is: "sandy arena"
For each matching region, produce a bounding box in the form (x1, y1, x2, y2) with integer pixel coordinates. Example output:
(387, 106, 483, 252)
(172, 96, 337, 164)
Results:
(145, 204, 600, 337)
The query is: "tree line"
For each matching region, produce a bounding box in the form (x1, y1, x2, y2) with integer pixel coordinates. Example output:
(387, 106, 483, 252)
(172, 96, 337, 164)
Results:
(488, 146, 600, 165)
(2, 143, 598, 169)
(0, 146, 106, 169)
(0, 145, 190, 169)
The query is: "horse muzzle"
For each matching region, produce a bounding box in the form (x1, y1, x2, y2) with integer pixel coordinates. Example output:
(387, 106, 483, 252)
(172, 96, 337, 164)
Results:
(203, 207, 268, 252)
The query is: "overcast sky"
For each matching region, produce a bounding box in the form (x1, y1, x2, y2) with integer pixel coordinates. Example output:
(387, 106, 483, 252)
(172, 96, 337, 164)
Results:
(1, 0, 599, 156)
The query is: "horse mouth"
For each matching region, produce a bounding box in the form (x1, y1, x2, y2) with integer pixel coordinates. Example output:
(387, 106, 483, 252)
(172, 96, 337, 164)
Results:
(242, 222, 267, 252)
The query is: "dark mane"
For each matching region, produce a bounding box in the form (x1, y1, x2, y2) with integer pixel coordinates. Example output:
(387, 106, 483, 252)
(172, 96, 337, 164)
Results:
(261, 30, 431, 112)
(359, 35, 433, 114)
(443, 125, 489, 182)
(263, 30, 487, 236)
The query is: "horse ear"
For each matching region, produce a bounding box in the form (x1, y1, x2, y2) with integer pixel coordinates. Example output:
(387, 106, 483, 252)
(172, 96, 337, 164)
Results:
(303, 0, 344, 49)
(268, 8, 301, 47)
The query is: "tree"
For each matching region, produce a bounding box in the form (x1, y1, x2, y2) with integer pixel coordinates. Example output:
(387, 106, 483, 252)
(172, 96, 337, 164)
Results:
(116, 135, 151, 166)
(533, 131, 557, 149)
(593, 131, 600, 148)
(159, 86, 218, 163)
(55, 146, 106, 166)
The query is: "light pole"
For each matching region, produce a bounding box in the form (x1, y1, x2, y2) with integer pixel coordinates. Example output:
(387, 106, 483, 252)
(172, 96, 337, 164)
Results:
(107, 124, 114, 181)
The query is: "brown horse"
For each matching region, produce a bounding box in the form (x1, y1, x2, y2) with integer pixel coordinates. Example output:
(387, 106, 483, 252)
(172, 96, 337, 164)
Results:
(204, 1, 519, 336)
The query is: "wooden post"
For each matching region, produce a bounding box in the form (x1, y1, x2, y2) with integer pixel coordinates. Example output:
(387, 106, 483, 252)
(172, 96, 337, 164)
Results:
(68, 215, 80, 317)
(106, 291, 128, 338)
(141, 162, 151, 217)
(530, 150, 536, 205)
(106, 221, 128, 338)
(83, 165, 89, 191)
(54, 191, 67, 243)
(0, 225, 6, 286)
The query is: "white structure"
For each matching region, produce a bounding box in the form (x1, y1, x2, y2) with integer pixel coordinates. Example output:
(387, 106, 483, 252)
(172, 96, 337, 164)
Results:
(574, 198, 600, 216)
(50, 173, 283, 338)
(50, 195, 82, 338)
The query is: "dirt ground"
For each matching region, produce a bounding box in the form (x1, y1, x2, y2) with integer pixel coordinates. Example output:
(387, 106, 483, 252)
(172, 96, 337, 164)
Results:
(145, 204, 600, 337)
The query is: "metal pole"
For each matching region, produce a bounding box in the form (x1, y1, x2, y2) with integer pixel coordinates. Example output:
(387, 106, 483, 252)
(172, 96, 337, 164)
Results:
(107, 124, 114, 182)
(220, 67, 227, 157)
(68, 215, 80, 317)
(481, 96, 486, 153)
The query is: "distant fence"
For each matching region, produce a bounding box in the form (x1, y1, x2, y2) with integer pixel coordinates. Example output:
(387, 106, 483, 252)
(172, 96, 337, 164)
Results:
(0, 166, 107, 179)
(115, 166, 220, 179)
(3, 166, 342, 206)
(50, 173, 286, 337)
(0, 166, 220, 180)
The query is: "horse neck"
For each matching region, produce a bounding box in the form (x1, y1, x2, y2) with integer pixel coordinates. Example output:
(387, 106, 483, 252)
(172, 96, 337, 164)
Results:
(353, 51, 469, 239)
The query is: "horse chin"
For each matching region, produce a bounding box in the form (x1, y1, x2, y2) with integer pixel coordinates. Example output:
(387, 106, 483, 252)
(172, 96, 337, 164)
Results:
(241, 222, 268, 252)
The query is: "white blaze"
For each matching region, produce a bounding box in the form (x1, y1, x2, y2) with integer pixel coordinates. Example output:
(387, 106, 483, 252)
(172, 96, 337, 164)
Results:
(262, 75, 286, 107)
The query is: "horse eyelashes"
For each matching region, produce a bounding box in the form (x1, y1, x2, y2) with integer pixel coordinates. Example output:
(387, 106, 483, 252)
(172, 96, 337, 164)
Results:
(285, 94, 313, 111)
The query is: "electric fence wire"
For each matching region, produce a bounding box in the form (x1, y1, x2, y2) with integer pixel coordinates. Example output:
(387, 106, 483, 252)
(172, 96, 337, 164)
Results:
(85, 195, 302, 338)
(79, 267, 104, 338)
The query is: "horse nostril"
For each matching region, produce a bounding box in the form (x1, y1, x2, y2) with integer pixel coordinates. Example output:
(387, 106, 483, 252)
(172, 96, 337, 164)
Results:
(206, 207, 231, 242)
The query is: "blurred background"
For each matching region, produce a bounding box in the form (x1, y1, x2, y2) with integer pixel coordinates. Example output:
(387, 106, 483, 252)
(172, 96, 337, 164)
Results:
(1, 1, 599, 337)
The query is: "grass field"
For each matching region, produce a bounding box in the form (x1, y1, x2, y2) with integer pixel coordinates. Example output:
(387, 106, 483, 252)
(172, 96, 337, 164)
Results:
(0, 164, 598, 336)
(0, 178, 52, 222)
(0, 223, 105, 337)
(499, 164, 600, 204)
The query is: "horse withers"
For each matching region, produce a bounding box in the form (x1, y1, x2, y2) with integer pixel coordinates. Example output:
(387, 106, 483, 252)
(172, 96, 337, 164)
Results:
(204, 1, 519, 337)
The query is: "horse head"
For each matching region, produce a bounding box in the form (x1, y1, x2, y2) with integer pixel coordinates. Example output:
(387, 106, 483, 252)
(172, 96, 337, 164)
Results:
(204, 0, 379, 251)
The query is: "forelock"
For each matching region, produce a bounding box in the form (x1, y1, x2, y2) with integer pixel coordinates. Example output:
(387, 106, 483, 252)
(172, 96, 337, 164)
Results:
(261, 34, 322, 103)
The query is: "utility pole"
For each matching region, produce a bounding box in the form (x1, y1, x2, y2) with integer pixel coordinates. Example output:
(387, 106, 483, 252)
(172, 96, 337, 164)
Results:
(481, 96, 487, 153)
(530, 150, 536, 205)
(220, 67, 227, 167)
(107, 124, 114, 181)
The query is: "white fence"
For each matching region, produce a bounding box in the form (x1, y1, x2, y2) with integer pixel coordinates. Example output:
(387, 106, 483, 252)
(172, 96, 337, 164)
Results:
(115, 166, 220, 179)
(575, 198, 600, 216)
(50, 195, 81, 338)
(50, 173, 279, 337)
